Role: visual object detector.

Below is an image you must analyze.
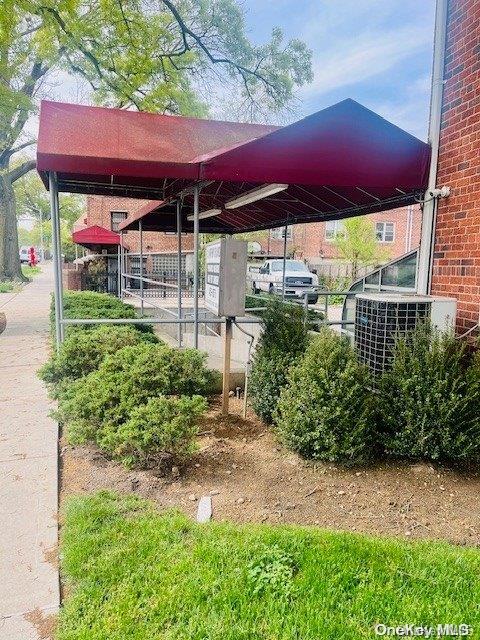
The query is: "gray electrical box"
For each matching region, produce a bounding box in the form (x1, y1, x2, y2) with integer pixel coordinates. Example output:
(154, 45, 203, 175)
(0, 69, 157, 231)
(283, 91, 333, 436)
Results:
(204, 238, 247, 317)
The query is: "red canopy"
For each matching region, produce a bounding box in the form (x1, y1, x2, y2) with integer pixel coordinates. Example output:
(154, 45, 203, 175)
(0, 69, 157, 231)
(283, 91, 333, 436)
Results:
(37, 99, 430, 234)
(72, 225, 120, 250)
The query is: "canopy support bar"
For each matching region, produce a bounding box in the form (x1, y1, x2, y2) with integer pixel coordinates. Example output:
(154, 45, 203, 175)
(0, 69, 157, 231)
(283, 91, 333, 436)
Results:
(49, 171, 64, 349)
(282, 223, 288, 300)
(117, 245, 121, 297)
(177, 199, 183, 347)
(120, 232, 125, 300)
(193, 185, 200, 348)
(139, 218, 144, 317)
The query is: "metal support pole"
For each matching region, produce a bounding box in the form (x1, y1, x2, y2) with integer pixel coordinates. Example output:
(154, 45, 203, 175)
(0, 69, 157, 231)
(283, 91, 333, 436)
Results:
(222, 317, 233, 415)
(120, 231, 125, 300)
(48, 172, 64, 349)
(117, 245, 121, 298)
(282, 224, 288, 300)
(177, 199, 183, 347)
(139, 219, 144, 317)
(193, 185, 200, 349)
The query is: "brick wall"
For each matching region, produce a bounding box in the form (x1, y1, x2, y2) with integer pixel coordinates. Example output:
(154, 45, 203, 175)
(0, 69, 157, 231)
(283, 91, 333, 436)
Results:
(430, 0, 480, 332)
(85, 195, 194, 254)
(291, 205, 421, 263)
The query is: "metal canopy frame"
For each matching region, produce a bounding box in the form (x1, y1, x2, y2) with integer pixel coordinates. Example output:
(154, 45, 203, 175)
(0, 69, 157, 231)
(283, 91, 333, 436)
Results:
(41, 98, 431, 350)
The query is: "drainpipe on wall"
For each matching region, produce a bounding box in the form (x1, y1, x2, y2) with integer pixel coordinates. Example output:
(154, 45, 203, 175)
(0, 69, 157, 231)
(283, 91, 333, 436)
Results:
(417, 0, 449, 294)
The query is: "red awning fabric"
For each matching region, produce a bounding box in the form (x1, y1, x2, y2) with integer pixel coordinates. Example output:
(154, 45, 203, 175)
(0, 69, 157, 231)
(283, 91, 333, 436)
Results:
(37, 99, 430, 234)
(72, 225, 120, 249)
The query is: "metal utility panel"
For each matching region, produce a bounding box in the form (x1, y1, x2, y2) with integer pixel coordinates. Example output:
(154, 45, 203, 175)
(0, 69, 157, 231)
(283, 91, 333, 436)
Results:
(205, 238, 247, 317)
(354, 293, 457, 374)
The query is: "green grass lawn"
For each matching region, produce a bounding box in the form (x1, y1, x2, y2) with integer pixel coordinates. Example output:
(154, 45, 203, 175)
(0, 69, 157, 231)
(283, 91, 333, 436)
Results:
(22, 264, 41, 278)
(0, 281, 15, 293)
(59, 492, 480, 639)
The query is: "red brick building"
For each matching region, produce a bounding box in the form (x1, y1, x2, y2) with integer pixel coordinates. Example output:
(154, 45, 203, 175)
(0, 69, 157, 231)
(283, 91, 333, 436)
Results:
(429, 0, 480, 332)
(75, 196, 194, 274)
(290, 205, 421, 265)
(79, 195, 421, 278)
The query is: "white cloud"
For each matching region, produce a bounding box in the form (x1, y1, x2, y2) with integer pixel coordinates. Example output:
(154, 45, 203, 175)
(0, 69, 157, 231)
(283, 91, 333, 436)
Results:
(301, 23, 432, 98)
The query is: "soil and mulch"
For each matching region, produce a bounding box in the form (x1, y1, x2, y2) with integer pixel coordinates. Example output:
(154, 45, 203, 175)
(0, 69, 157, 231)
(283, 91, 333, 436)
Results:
(60, 397, 480, 546)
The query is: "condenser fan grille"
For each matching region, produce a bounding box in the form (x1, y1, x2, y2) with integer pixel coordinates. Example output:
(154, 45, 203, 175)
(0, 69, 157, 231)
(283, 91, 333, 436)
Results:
(355, 297, 429, 374)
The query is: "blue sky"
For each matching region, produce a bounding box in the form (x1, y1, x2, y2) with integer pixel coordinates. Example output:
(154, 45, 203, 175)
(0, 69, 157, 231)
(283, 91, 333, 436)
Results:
(241, 0, 436, 140)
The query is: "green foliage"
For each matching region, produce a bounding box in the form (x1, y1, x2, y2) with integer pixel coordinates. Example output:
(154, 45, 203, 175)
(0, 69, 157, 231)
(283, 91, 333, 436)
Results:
(39, 325, 155, 395)
(59, 492, 480, 639)
(316, 274, 352, 304)
(275, 329, 376, 465)
(247, 544, 297, 599)
(378, 324, 480, 462)
(253, 298, 309, 355)
(333, 217, 389, 279)
(21, 264, 41, 278)
(57, 342, 213, 464)
(55, 291, 155, 337)
(245, 293, 324, 329)
(2, 1, 312, 157)
(0, 281, 14, 292)
(249, 299, 309, 423)
(98, 395, 207, 467)
(15, 172, 84, 227)
(2, 0, 312, 280)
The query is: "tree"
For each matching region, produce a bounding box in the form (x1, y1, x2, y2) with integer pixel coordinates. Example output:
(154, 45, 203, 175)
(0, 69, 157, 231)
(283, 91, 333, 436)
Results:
(15, 171, 84, 227)
(333, 217, 390, 281)
(0, 0, 312, 281)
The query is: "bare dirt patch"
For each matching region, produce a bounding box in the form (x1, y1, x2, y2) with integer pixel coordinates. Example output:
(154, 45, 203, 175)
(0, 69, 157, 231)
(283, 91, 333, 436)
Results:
(24, 608, 57, 640)
(60, 397, 480, 545)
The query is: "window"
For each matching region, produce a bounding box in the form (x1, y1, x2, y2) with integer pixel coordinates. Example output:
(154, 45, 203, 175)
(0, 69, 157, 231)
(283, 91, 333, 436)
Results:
(111, 211, 128, 231)
(325, 220, 344, 240)
(375, 222, 395, 243)
(270, 260, 305, 272)
(271, 226, 292, 240)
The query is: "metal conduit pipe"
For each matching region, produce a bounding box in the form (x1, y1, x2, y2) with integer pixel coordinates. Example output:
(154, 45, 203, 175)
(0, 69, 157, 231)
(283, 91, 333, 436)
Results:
(417, 0, 448, 294)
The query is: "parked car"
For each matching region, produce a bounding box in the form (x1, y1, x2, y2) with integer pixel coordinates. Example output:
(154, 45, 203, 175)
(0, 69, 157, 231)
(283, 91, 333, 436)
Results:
(250, 259, 319, 303)
(19, 246, 31, 264)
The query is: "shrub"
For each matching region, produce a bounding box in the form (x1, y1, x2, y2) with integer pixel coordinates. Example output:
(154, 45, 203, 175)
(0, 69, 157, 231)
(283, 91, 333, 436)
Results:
(97, 395, 207, 467)
(249, 299, 309, 423)
(57, 342, 213, 449)
(275, 329, 376, 464)
(52, 291, 154, 337)
(39, 325, 157, 395)
(378, 324, 480, 462)
(245, 294, 324, 329)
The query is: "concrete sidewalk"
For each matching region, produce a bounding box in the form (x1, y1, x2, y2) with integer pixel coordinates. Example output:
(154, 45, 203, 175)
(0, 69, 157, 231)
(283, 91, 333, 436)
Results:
(0, 264, 59, 639)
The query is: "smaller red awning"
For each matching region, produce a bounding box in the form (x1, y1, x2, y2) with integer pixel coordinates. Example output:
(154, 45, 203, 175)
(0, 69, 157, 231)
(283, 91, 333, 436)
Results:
(72, 225, 120, 249)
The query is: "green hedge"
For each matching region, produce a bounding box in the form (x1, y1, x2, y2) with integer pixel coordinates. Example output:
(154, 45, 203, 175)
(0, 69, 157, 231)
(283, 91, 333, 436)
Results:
(378, 324, 480, 462)
(271, 322, 480, 466)
(245, 293, 324, 329)
(98, 395, 207, 468)
(39, 324, 157, 397)
(52, 291, 154, 338)
(249, 299, 309, 423)
(275, 329, 376, 464)
(56, 342, 213, 467)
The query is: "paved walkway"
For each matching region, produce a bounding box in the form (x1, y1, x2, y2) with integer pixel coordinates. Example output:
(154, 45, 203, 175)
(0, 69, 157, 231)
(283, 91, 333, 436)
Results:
(0, 264, 59, 639)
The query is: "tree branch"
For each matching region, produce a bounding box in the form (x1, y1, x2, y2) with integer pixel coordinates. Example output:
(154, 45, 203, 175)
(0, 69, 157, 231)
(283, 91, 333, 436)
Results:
(160, 0, 277, 92)
(8, 160, 36, 184)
